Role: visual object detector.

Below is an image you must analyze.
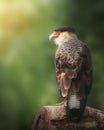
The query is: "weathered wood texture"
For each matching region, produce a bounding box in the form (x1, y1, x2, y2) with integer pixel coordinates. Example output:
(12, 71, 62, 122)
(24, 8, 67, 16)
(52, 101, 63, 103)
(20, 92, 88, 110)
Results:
(32, 105, 104, 130)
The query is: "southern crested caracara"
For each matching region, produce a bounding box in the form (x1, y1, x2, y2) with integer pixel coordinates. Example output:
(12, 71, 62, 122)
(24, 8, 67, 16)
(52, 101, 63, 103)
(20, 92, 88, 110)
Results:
(49, 26, 93, 122)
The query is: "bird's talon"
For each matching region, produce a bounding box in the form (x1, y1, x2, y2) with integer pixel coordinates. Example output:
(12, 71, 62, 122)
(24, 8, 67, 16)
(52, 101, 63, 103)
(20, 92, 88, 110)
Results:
(55, 101, 64, 106)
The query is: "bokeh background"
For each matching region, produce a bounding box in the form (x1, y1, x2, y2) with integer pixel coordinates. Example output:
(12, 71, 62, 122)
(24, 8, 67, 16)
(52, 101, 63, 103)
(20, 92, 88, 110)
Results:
(0, 0, 104, 130)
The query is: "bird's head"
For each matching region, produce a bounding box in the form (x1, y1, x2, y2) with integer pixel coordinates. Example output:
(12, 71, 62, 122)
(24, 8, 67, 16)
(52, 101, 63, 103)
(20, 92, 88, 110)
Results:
(49, 26, 77, 45)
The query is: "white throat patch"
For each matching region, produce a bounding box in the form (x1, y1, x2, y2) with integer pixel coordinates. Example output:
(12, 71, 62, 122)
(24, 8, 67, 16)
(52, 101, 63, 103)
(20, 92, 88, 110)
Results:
(54, 32, 70, 46)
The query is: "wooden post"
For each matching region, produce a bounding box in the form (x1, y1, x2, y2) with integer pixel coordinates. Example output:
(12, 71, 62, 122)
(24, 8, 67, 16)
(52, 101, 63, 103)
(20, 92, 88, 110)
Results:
(32, 105, 104, 130)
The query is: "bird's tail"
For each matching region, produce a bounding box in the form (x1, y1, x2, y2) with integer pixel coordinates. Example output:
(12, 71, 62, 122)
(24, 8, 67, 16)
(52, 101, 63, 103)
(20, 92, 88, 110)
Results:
(66, 80, 87, 122)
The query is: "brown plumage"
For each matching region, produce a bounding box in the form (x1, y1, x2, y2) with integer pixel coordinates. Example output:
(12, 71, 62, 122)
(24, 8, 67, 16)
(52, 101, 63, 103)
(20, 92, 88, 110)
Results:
(49, 26, 93, 122)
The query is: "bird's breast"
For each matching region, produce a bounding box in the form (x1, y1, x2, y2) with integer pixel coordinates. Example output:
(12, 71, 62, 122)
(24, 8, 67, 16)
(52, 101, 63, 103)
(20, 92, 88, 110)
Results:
(56, 41, 82, 66)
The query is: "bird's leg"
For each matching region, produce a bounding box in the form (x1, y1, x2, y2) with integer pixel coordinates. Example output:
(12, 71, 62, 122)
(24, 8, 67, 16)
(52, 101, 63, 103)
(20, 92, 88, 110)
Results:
(55, 101, 64, 106)
(55, 99, 66, 106)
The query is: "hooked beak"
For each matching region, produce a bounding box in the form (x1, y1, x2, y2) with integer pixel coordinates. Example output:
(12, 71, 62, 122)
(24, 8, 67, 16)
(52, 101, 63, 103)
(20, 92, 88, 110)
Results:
(49, 33, 54, 40)
(49, 31, 60, 40)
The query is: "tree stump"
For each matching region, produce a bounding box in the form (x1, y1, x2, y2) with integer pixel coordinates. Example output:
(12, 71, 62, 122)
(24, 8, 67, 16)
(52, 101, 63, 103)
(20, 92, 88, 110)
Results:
(32, 105, 104, 130)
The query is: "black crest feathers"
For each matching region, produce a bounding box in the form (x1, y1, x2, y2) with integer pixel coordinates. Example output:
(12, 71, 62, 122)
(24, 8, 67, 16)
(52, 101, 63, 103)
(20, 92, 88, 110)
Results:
(54, 26, 76, 33)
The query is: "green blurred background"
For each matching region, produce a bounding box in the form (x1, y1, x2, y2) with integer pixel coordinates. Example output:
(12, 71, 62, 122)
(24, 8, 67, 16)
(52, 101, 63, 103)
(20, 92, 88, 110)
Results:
(0, 0, 104, 129)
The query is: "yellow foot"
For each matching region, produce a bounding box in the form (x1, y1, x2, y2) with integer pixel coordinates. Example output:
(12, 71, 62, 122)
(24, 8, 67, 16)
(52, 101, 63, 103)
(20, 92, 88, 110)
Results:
(55, 101, 65, 106)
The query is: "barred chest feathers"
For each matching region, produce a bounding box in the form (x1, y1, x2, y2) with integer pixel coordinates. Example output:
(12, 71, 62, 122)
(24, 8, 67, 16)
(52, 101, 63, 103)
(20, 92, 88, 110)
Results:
(56, 38, 83, 66)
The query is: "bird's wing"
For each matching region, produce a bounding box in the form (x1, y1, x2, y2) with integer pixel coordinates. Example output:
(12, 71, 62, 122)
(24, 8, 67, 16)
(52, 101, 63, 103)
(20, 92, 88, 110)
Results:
(55, 42, 93, 99)
(55, 50, 79, 98)
(81, 44, 93, 95)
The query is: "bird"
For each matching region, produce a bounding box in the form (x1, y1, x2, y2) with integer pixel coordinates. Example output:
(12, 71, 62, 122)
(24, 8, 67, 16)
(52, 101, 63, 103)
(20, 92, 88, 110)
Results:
(49, 26, 93, 122)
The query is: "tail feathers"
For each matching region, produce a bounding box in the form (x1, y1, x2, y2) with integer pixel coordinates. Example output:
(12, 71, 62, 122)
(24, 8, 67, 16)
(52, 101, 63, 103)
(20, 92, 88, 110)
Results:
(65, 78, 88, 122)
(67, 109, 82, 122)
(66, 97, 87, 122)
